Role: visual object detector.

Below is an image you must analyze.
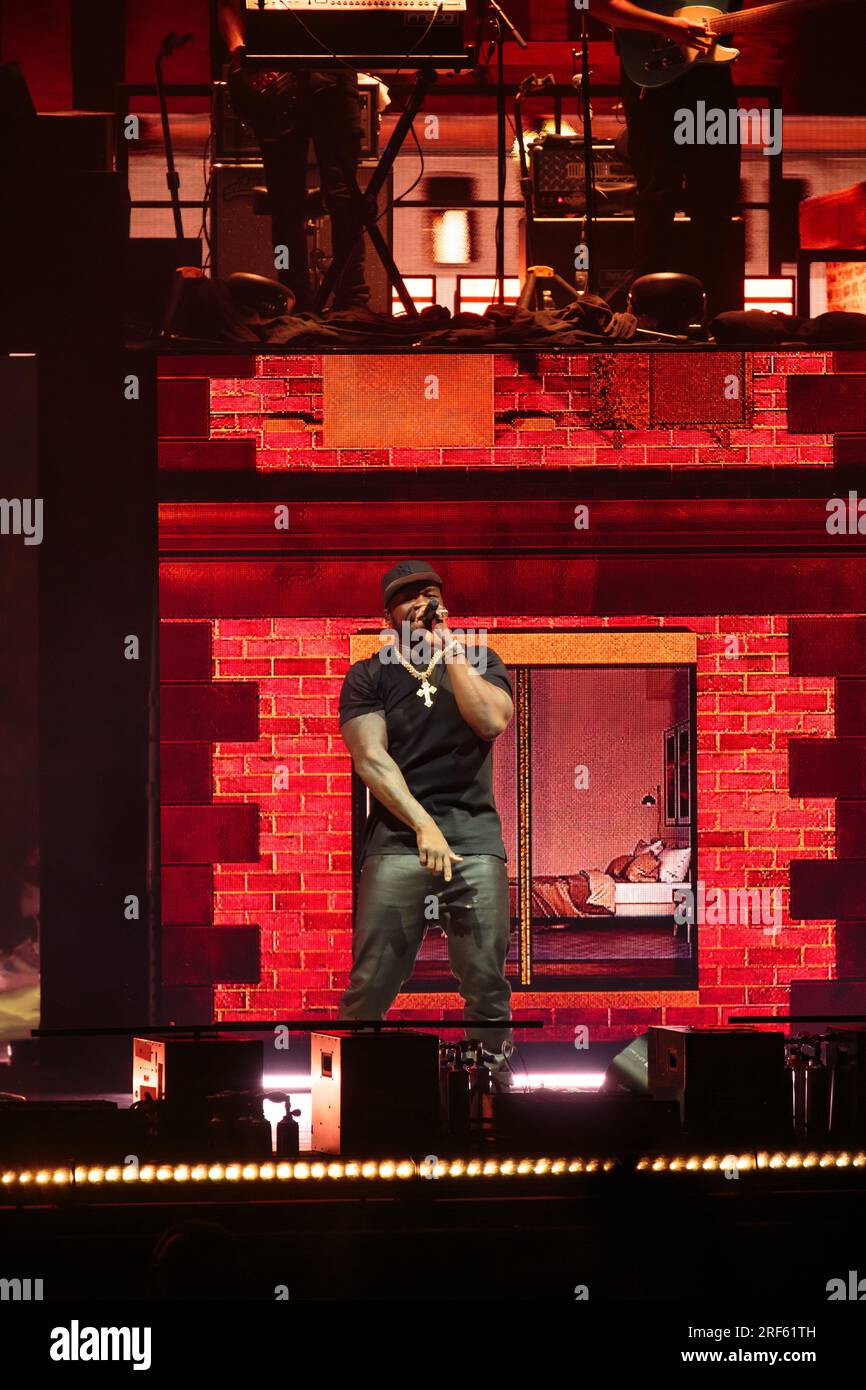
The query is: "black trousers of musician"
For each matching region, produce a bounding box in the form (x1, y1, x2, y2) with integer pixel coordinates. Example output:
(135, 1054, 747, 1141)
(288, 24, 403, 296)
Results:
(253, 71, 369, 313)
(339, 854, 513, 1057)
(620, 64, 742, 319)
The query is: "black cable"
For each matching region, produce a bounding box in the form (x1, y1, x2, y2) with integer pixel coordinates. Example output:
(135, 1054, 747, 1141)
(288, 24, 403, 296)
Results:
(383, 117, 425, 216)
(199, 127, 213, 270)
(390, 2, 445, 81)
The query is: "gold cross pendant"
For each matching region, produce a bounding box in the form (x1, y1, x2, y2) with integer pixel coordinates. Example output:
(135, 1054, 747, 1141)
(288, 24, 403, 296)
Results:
(417, 679, 437, 708)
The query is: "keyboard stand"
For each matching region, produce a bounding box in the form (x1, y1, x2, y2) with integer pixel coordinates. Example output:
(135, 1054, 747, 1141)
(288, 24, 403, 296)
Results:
(313, 64, 439, 317)
(243, 52, 475, 317)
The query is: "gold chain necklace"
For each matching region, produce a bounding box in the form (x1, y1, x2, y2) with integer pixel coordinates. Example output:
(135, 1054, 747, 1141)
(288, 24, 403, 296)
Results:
(394, 646, 446, 709)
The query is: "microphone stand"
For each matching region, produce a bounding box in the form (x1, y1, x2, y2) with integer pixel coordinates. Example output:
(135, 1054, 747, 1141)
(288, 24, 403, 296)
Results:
(156, 32, 193, 241)
(481, 0, 528, 306)
(573, 19, 597, 294)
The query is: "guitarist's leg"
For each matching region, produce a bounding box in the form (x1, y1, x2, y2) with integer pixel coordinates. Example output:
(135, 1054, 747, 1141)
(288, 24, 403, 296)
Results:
(257, 119, 314, 312)
(311, 74, 369, 311)
(620, 73, 686, 281)
(681, 67, 742, 318)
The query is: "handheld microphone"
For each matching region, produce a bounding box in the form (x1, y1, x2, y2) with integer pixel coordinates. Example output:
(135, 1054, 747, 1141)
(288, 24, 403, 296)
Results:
(420, 599, 440, 630)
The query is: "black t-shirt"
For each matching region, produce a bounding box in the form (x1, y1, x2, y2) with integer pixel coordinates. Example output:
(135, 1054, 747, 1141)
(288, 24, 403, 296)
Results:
(339, 647, 513, 861)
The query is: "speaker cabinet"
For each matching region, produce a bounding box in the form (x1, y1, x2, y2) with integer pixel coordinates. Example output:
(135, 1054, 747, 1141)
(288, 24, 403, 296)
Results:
(211, 160, 393, 312)
(648, 1026, 787, 1140)
(311, 1032, 440, 1156)
(132, 1037, 262, 1105)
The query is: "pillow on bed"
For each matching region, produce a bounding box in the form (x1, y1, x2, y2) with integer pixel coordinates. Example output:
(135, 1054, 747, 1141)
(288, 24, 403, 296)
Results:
(623, 850, 661, 882)
(605, 854, 632, 880)
(659, 846, 692, 882)
(633, 838, 664, 858)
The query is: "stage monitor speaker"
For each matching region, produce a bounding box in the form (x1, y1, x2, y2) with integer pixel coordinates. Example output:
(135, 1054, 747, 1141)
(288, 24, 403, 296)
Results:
(211, 160, 393, 312)
(311, 1031, 439, 1156)
(133, 1037, 262, 1105)
(522, 215, 745, 313)
(603, 1034, 649, 1094)
(647, 1026, 788, 1140)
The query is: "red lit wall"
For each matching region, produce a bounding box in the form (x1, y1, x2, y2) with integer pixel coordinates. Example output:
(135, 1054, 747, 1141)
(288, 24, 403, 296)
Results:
(157, 349, 866, 1041)
(160, 609, 836, 1042)
(159, 352, 837, 472)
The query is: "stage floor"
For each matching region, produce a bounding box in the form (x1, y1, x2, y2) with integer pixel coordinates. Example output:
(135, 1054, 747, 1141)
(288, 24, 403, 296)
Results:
(3, 1153, 866, 1301)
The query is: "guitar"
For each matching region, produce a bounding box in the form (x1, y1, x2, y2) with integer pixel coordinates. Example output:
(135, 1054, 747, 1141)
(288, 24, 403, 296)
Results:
(618, 0, 849, 89)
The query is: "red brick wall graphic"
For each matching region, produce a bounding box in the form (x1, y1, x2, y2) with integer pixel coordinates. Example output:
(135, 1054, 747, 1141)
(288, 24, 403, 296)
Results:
(157, 351, 838, 471)
(157, 610, 838, 1042)
(788, 617, 866, 978)
(796, 351, 866, 467)
(159, 619, 262, 1023)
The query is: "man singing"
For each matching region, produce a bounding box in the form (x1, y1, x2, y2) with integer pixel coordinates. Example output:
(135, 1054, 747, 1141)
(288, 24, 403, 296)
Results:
(338, 561, 515, 1079)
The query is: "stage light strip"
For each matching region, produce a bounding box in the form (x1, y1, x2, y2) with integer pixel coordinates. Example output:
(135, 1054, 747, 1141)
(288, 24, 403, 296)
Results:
(636, 1151, 866, 1174)
(0, 1157, 615, 1190)
(2, 1151, 866, 1194)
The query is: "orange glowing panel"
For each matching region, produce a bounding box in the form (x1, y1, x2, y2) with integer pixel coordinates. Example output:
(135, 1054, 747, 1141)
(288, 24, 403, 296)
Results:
(391, 276, 436, 316)
(321, 355, 494, 448)
(456, 276, 520, 315)
(744, 277, 794, 314)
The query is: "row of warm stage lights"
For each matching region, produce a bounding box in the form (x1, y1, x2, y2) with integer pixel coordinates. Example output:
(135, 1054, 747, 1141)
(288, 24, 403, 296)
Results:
(1, 1158, 611, 1188)
(2, 1151, 866, 1190)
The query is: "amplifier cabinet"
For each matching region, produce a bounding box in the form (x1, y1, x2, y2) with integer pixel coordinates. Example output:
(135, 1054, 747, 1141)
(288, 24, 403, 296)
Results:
(531, 138, 635, 216)
(132, 1037, 262, 1105)
(311, 1031, 440, 1156)
(212, 160, 393, 311)
(648, 1026, 787, 1139)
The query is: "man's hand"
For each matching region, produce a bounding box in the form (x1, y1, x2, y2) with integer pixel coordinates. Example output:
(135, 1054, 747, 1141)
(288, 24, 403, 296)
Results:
(416, 818, 463, 881)
(407, 597, 452, 650)
(662, 15, 714, 51)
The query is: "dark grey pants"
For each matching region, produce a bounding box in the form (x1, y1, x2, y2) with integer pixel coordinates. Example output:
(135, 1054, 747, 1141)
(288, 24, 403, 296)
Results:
(339, 854, 513, 1054)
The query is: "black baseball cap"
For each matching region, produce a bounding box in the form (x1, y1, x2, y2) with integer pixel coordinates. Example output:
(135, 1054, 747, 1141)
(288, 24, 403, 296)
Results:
(381, 559, 443, 608)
